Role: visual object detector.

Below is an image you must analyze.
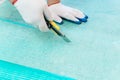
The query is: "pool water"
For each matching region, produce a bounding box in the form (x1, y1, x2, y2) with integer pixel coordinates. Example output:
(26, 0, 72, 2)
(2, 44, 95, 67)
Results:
(0, 0, 120, 80)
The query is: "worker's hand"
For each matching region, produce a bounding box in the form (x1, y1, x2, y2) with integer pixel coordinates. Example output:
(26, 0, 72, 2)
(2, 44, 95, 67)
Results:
(14, 0, 53, 32)
(49, 3, 88, 24)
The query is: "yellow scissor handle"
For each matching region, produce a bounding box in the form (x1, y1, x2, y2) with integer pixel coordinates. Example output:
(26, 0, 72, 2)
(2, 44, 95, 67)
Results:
(49, 21, 60, 31)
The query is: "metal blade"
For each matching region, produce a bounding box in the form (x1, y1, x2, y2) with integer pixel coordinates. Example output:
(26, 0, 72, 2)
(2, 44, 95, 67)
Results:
(62, 35, 71, 42)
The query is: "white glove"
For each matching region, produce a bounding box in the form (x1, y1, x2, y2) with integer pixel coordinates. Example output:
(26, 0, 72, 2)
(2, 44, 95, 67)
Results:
(49, 3, 88, 24)
(14, 0, 53, 32)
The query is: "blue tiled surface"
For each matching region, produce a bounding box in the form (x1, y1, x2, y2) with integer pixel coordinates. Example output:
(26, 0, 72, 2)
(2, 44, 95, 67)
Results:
(0, 60, 74, 80)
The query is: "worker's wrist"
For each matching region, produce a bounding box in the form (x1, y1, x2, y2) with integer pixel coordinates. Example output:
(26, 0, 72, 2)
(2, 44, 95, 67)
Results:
(10, 0, 18, 5)
(10, 0, 14, 3)
(9, 0, 60, 6)
(47, 0, 60, 6)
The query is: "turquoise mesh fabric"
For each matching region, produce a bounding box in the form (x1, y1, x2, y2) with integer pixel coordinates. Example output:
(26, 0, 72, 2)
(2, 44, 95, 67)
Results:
(0, 0, 120, 80)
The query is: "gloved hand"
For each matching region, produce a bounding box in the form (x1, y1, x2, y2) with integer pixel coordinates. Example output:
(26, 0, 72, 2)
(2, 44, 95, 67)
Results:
(49, 3, 88, 24)
(14, 0, 53, 32)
